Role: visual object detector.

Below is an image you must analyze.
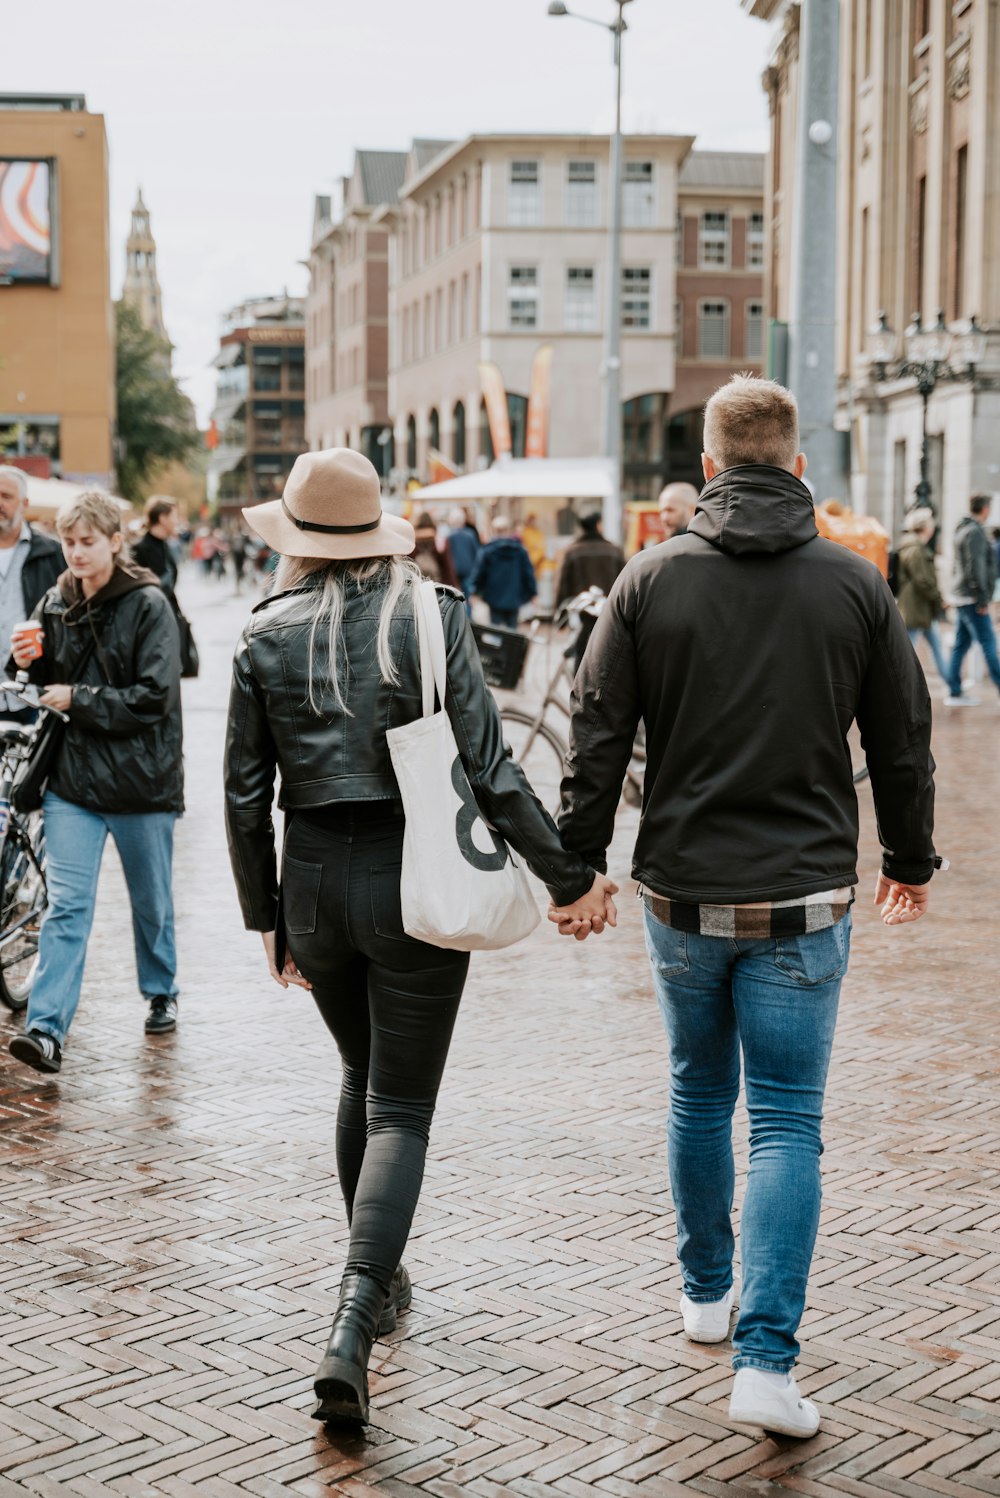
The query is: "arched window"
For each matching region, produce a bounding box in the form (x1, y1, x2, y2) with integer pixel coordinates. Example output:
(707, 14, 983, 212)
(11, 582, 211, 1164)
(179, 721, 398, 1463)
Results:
(406, 415, 417, 471)
(452, 401, 466, 468)
(479, 399, 494, 464)
(507, 394, 529, 458)
(428, 408, 441, 453)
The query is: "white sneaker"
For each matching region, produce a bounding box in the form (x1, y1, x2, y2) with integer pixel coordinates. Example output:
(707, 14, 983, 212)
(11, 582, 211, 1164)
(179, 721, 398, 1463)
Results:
(944, 694, 980, 706)
(729, 1367, 820, 1438)
(680, 1285, 735, 1343)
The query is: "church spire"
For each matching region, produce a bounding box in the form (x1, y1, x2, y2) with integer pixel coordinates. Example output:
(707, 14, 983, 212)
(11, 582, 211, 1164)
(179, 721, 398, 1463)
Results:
(122, 186, 168, 343)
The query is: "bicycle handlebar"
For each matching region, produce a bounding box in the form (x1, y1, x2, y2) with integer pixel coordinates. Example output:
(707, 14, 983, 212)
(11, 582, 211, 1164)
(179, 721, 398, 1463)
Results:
(0, 677, 69, 723)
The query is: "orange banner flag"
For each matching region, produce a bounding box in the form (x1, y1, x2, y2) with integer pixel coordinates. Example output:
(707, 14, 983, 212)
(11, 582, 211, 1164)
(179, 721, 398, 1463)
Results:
(478, 361, 512, 458)
(525, 345, 554, 458)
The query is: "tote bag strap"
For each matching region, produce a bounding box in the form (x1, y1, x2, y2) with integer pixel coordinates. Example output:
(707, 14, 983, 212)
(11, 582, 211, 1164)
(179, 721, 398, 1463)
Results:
(415, 579, 448, 717)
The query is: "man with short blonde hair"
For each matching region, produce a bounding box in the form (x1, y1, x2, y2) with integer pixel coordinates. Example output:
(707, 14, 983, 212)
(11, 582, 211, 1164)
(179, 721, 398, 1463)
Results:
(555, 373, 938, 1438)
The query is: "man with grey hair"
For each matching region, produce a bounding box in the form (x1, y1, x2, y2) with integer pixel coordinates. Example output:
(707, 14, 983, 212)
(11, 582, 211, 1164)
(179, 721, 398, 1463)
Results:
(657, 481, 699, 540)
(552, 374, 937, 1438)
(0, 466, 65, 718)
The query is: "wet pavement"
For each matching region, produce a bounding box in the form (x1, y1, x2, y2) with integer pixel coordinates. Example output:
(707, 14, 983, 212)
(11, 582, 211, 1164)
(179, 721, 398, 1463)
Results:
(0, 569, 997, 1496)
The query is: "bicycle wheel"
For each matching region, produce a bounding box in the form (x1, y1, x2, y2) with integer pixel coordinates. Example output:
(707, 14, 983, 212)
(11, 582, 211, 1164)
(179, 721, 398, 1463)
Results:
(0, 816, 46, 1012)
(500, 708, 567, 816)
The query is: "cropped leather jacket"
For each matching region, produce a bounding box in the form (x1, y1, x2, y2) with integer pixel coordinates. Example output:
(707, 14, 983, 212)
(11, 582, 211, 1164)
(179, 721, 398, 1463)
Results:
(224, 574, 594, 930)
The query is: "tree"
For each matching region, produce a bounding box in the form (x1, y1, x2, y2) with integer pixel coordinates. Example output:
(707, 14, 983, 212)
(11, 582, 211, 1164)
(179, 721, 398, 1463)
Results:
(115, 300, 199, 502)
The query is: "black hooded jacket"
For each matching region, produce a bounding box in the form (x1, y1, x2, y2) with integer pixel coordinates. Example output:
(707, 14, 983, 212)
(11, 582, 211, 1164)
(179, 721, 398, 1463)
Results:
(27, 567, 183, 814)
(559, 464, 936, 902)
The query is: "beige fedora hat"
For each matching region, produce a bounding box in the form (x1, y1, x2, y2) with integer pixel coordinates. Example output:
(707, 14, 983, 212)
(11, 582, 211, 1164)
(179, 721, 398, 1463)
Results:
(243, 448, 415, 560)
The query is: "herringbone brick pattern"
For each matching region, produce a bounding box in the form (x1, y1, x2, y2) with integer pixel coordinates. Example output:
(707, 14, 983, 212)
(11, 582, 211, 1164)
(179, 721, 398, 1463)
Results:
(0, 576, 997, 1495)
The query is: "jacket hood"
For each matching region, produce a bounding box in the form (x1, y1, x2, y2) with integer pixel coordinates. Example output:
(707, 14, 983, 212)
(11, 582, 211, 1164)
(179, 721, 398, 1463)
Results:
(688, 464, 818, 556)
(58, 562, 161, 618)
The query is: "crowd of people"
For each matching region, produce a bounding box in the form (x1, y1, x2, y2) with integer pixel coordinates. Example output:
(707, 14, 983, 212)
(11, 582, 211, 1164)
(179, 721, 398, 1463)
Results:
(1, 367, 991, 1441)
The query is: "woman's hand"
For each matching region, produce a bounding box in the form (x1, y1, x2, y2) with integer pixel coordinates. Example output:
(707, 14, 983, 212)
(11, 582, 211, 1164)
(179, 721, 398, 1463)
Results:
(39, 685, 72, 713)
(261, 930, 313, 989)
(11, 634, 41, 670)
(548, 873, 620, 941)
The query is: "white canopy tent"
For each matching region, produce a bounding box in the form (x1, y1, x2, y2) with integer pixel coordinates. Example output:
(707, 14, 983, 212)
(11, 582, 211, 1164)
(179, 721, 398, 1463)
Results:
(22, 474, 131, 519)
(409, 456, 615, 506)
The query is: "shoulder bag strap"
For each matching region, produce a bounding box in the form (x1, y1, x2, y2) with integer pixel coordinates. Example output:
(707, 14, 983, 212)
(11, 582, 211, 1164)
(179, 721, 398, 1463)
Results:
(415, 580, 448, 717)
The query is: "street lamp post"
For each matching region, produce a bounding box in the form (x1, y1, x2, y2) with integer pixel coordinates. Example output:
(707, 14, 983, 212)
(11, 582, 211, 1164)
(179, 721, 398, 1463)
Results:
(868, 310, 987, 514)
(548, 0, 633, 543)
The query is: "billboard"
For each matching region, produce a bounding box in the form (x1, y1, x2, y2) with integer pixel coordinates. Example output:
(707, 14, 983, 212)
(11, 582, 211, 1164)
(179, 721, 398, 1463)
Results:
(0, 160, 55, 285)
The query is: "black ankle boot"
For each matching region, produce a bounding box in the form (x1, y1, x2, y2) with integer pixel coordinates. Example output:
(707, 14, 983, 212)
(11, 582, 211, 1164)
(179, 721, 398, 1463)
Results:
(378, 1263, 413, 1335)
(313, 1269, 387, 1426)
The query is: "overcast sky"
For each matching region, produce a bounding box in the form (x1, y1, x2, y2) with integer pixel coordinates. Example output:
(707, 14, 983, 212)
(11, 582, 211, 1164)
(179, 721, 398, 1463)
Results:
(9, 0, 774, 423)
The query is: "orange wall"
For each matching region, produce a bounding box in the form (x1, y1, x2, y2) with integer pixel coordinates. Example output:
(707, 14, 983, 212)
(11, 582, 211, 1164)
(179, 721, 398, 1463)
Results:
(0, 107, 114, 481)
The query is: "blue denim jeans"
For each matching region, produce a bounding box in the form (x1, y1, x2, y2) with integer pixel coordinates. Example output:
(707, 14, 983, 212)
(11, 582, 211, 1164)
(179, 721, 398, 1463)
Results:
(644, 904, 851, 1373)
(947, 605, 1000, 696)
(26, 792, 179, 1046)
(907, 624, 949, 681)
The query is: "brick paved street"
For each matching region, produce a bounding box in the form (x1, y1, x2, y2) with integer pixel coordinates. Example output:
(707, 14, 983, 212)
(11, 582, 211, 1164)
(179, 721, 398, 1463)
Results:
(0, 569, 998, 1497)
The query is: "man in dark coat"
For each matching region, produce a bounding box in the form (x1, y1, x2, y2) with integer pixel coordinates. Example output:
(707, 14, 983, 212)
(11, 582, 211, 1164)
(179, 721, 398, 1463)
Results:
(132, 496, 180, 606)
(554, 512, 625, 608)
(468, 516, 536, 628)
(0, 465, 66, 720)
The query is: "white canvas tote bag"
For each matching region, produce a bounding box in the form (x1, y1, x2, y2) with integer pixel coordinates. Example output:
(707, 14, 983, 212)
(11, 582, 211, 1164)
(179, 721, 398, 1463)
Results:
(386, 581, 541, 951)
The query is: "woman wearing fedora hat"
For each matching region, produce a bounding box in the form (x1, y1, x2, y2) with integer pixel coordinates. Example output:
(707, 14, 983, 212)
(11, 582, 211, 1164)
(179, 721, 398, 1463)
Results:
(224, 448, 616, 1427)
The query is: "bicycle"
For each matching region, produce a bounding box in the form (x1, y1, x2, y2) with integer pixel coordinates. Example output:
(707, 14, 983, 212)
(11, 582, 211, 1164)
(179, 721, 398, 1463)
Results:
(497, 589, 646, 815)
(0, 675, 65, 1012)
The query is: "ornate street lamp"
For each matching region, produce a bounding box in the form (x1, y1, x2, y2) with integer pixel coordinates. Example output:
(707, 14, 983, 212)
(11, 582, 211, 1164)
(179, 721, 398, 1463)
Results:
(548, 0, 635, 542)
(868, 309, 986, 512)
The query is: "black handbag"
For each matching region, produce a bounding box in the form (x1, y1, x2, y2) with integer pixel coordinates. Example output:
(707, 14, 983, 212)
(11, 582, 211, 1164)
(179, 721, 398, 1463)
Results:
(10, 636, 99, 814)
(177, 611, 199, 679)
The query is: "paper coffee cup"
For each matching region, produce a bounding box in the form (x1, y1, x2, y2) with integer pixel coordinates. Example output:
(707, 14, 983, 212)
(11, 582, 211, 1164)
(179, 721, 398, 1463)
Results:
(12, 621, 43, 663)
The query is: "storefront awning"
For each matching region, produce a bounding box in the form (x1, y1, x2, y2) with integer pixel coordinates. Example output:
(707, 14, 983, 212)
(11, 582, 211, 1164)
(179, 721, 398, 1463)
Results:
(411, 456, 615, 503)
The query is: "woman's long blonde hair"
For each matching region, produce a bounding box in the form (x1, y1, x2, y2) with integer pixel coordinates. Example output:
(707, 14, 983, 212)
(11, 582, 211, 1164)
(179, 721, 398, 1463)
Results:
(273, 553, 423, 716)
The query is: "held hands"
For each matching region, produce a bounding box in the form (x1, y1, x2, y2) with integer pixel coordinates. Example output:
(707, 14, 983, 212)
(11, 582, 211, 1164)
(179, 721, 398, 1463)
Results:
(875, 873, 930, 926)
(260, 930, 312, 990)
(548, 873, 619, 941)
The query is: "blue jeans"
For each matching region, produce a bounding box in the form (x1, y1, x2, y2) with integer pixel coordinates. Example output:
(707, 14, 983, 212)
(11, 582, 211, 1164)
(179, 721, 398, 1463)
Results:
(27, 792, 179, 1046)
(489, 608, 520, 629)
(644, 905, 851, 1373)
(947, 605, 1000, 696)
(907, 624, 948, 680)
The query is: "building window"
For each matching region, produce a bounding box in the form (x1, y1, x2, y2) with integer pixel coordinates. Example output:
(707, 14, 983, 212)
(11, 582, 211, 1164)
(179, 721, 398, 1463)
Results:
(622, 267, 652, 330)
(566, 160, 598, 226)
(675, 298, 683, 357)
(508, 393, 529, 459)
(747, 211, 765, 269)
(508, 160, 540, 226)
(700, 211, 730, 268)
(461, 271, 470, 339)
(453, 401, 466, 468)
(480, 398, 494, 463)
(623, 393, 666, 468)
(912, 174, 927, 317)
(448, 280, 457, 343)
(623, 161, 655, 227)
(565, 266, 598, 332)
(406, 415, 417, 471)
(954, 143, 968, 318)
(508, 265, 539, 328)
(698, 300, 730, 357)
(429, 408, 440, 453)
(746, 301, 764, 361)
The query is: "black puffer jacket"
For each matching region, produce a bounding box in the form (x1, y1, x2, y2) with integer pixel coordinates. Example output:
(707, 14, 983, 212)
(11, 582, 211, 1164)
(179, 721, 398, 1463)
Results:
(224, 572, 595, 931)
(27, 568, 183, 814)
(560, 465, 936, 901)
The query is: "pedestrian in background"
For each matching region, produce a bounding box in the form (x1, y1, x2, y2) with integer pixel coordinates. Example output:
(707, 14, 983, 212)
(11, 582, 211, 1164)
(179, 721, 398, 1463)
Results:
(468, 515, 536, 628)
(554, 511, 625, 609)
(230, 530, 249, 593)
(553, 375, 936, 1439)
(945, 493, 1000, 705)
(0, 465, 65, 722)
(411, 510, 458, 588)
(224, 448, 612, 1426)
(445, 506, 480, 607)
(657, 481, 699, 540)
(132, 496, 181, 608)
(895, 507, 948, 682)
(8, 491, 183, 1076)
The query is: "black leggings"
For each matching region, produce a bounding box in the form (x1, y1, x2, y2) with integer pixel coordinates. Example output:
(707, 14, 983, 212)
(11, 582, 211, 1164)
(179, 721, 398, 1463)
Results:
(282, 803, 470, 1291)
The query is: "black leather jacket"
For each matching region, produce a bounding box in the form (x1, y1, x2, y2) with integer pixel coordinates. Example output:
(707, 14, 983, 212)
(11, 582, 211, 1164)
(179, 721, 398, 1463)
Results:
(224, 574, 594, 931)
(27, 567, 183, 814)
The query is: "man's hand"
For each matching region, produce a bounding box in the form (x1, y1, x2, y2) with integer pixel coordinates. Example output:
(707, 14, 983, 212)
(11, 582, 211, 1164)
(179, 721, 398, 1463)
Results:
(548, 874, 619, 941)
(874, 873, 930, 926)
(39, 684, 72, 713)
(261, 930, 312, 989)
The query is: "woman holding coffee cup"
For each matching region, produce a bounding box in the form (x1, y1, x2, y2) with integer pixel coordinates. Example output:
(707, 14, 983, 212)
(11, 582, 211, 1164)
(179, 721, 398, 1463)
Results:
(7, 490, 184, 1076)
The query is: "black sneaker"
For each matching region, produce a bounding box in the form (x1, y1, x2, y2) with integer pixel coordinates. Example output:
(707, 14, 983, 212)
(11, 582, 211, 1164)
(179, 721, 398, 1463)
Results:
(9, 1029, 62, 1074)
(145, 995, 178, 1034)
